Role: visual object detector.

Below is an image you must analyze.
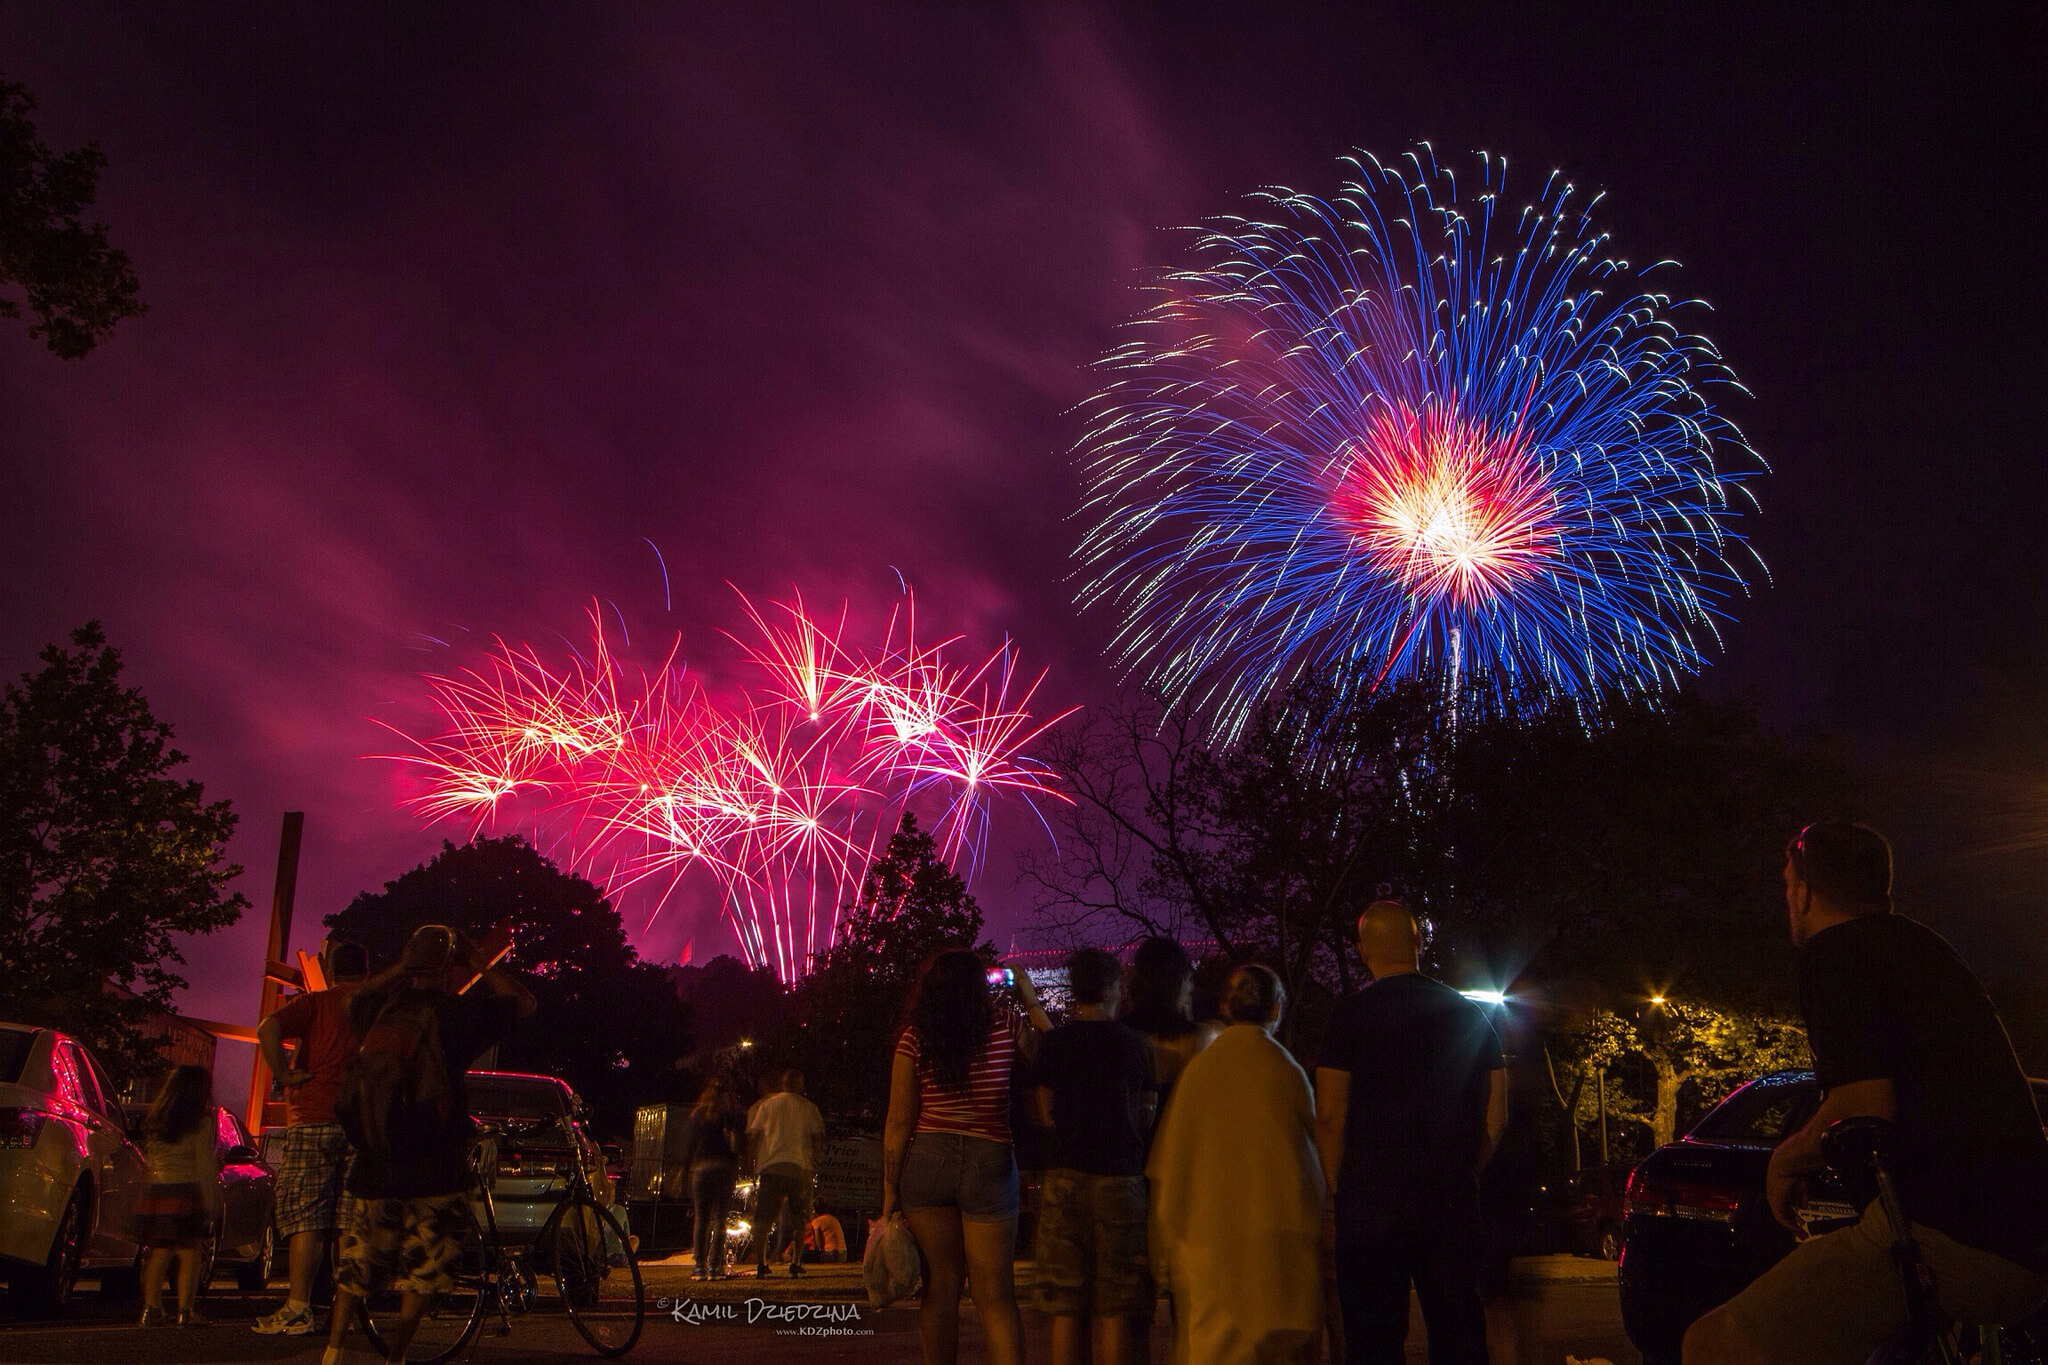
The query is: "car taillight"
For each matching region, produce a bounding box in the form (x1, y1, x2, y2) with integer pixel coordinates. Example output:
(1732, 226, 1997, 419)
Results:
(0, 1108, 50, 1149)
(1625, 1166, 1741, 1224)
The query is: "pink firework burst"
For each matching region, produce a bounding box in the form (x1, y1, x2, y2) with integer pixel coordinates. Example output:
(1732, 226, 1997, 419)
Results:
(378, 591, 1073, 980)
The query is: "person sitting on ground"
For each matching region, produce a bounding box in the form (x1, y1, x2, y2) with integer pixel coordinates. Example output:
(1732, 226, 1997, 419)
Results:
(134, 1065, 223, 1328)
(747, 1069, 826, 1279)
(805, 1209, 847, 1263)
(1148, 964, 1325, 1365)
(253, 939, 370, 1337)
(325, 925, 535, 1365)
(1684, 823, 2048, 1365)
(1033, 947, 1157, 1365)
(882, 949, 1052, 1365)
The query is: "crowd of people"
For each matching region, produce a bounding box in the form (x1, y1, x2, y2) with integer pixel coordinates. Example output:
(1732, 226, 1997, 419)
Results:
(114, 819, 2048, 1365)
(862, 821, 2048, 1365)
(123, 924, 536, 1365)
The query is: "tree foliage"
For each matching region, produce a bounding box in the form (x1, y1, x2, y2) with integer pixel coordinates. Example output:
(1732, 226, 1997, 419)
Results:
(0, 623, 245, 1081)
(1, 74, 145, 358)
(327, 836, 691, 1138)
(784, 813, 992, 1121)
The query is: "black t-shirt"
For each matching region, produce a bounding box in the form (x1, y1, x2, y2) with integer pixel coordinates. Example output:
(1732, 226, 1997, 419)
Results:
(1034, 1018, 1155, 1177)
(345, 985, 523, 1199)
(1317, 973, 1504, 1202)
(1799, 913, 2048, 1266)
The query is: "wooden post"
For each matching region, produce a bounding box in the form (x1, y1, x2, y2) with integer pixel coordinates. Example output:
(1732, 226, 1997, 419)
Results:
(244, 812, 304, 1135)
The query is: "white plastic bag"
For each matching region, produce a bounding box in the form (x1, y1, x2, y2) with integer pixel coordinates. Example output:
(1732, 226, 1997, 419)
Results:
(863, 1213, 923, 1308)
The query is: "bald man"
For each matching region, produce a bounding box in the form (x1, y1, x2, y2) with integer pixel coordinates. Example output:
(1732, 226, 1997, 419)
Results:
(1315, 901, 1506, 1365)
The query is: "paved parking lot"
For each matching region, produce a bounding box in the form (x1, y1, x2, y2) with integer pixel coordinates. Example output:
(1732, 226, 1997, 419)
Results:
(0, 1255, 1641, 1363)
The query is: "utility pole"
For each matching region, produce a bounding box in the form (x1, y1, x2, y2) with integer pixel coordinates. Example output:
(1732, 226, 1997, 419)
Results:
(243, 812, 304, 1135)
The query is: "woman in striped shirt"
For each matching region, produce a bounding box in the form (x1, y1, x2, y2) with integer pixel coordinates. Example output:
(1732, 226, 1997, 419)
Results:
(882, 949, 1050, 1365)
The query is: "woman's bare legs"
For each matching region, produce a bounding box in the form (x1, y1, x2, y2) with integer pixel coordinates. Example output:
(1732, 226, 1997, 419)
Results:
(961, 1216, 1024, 1365)
(907, 1206, 966, 1365)
(142, 1246, 172, 1313)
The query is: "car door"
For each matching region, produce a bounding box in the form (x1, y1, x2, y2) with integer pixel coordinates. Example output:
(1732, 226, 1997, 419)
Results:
(214, 1108, 274, 1253)
(64, 1043, 147, 1261)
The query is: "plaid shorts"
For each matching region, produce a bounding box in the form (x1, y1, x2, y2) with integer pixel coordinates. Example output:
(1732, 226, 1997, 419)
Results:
(274, 1122, 353, 1239)
(336, 1193, 476, 1297)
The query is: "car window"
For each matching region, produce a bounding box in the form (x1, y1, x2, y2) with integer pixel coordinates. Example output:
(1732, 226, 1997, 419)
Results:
(1691, 1074, 1818, 1143)
(468, 1077, 570, 1121)
(56, 1043, 111, 1119)
(0, 1029, 34, 1085)
(77, 1048, 126, 1120)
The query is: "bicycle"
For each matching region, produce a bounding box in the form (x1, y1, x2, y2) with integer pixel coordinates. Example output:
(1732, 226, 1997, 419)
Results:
(358, 1113, 646, 1363)
(1820, 1117, 2047, 1365)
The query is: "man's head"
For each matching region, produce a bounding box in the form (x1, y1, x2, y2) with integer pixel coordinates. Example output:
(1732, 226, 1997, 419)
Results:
(776, 1069, 805, 1096)
(326, 941, 369, 983)
(1356, 899, 1422, 979)
(1222, 964, 1286, 1034)
(1784, 821, 1893, 946)
(399, 923, 465, 989)
(1065, 947, 1124, 1013)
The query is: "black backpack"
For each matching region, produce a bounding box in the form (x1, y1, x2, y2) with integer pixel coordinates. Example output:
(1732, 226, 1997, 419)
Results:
(335, 988, 455, 1156)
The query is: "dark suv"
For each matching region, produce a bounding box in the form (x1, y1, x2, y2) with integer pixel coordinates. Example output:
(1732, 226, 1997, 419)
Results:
(1619, 1069, 2048, 1364)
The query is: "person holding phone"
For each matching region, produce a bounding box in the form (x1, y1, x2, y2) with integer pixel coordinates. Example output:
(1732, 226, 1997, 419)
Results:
(881, 950, 1051, 1365)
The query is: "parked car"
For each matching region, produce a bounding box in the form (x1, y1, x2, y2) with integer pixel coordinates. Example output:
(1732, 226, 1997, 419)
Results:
(1619, 1069, 2048, 1364)
(467, 1071, 610, 1246)
(117, 1100, 280, 1294)
(0, 1024, 149, 1313)
(1566, 1160, 1635, 1261)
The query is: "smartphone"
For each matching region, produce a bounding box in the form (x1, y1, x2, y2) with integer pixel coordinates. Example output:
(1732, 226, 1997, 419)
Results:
(986, 966, 1015, 987)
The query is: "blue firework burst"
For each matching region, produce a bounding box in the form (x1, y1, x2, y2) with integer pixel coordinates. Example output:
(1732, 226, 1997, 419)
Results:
(1074, 146, 1762, 734)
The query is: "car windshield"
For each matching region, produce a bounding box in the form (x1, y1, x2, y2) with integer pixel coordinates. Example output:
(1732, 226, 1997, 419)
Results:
(1690, 1072, 1817, 1144)
(0, 1029, 33, 1085)
(468, 1076, 570, 1123)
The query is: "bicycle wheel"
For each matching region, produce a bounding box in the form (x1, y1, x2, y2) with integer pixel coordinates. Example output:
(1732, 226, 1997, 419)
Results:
(537, 1192, 644, 1357)
(358, 1200, 491, 1365)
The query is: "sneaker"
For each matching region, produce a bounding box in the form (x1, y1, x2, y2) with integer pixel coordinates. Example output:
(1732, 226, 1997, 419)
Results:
(253, 1305, 318, 1335)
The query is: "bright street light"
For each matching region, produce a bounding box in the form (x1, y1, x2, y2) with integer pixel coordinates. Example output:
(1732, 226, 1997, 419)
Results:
(1460, 989, 1508, 1006)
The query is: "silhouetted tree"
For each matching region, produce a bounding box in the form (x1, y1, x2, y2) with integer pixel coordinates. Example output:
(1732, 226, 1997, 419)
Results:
(1, 74, 144, 357)
(784, 813, 993, 1121)
(0, 624, 244, 1081)
(328, 837, 691, 1138)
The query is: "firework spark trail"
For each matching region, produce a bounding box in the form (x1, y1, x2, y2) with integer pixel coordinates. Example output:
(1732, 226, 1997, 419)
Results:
(1075, 146, 1763, 734)
(380, 591, 1073, 979)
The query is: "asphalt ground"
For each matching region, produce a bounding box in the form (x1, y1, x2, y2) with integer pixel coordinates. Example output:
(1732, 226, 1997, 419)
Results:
(0, 1255, 1642, 1363)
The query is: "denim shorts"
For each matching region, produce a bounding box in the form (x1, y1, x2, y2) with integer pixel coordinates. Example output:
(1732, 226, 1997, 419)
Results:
(900, 1132, 1018, 1223)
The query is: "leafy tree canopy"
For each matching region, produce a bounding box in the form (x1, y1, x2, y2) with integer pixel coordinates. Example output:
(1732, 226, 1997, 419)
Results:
(328, 836, 690, 1138)
(783, 813, 992, 1121)
(1, 74, 145, 358)
(0, 623, 245, 1080)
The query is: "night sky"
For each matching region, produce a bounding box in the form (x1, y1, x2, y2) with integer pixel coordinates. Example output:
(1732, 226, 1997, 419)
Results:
(4, 5, 2045, 1054)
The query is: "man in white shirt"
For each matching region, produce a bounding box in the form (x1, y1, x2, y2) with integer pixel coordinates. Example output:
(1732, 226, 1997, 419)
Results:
(748, 1070, 826, 1278)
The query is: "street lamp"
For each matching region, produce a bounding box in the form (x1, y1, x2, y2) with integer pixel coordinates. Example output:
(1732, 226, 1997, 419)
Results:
(1459, 989, 1508, 1007)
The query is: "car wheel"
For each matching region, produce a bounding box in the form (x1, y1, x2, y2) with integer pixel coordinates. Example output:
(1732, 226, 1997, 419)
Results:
(10, 1189, 87, 1317)
(195, 1222, 221, 1293)
(1599, 1222, 1623, 1261)
(235, 1224, 276, 1291)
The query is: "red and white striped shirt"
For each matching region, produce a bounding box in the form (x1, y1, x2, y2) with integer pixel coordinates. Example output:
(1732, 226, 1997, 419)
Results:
(895, 1013, 1023, 1143)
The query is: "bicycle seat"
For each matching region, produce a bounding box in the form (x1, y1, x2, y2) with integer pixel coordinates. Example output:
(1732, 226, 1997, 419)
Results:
(1820, 1115, 1898, 1176)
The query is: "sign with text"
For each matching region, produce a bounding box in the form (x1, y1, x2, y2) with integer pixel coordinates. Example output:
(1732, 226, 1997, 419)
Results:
(815, 1135, 883, 1212)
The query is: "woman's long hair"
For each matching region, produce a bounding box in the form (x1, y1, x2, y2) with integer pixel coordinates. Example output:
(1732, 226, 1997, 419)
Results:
(693, 1076, 734, 1120)
(143, 1064, 213, 1144)
(1122, 936, 1196, 1039)
(904, 949, 992, 1092)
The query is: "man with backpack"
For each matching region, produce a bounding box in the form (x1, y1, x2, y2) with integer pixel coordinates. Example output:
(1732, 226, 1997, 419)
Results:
(325, 924, 535, 1365)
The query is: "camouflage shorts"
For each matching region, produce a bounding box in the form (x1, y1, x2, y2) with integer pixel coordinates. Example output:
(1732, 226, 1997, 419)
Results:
(335, 1192, 475, 1297)
(1032, 1169, 1153, 1319)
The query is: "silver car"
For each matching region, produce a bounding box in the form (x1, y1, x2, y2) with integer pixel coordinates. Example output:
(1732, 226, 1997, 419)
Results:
(0, 1024, 149, 1313)
(467, 1071, 611, 1246)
